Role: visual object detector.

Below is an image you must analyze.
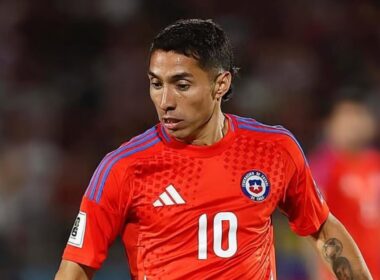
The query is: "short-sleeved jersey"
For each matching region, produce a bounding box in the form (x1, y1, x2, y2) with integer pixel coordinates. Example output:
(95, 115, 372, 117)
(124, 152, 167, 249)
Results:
(309, 145, 380, 279)
(63, 114, 329, 280)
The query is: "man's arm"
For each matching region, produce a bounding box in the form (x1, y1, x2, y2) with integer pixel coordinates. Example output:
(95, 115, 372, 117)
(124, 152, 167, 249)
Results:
(55, 260, 95, 280)
(308, 213, 372, 280)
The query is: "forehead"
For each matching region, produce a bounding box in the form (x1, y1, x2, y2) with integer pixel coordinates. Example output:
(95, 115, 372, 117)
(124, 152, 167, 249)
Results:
(149, 50, 208, 78)
(333, 102, 370, 118)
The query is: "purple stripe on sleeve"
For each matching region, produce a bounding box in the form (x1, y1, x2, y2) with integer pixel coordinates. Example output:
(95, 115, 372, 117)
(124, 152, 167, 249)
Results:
(87, 128, 158, 200)
(95, 137, 161, 202)
(85, 164, 102, 198)
(124, 127, 156, 146)
(237, 122, 308, 162)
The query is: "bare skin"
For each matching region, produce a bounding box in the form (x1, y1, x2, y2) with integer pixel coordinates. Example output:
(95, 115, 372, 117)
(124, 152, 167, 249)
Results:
(55, 50, 232, 280)
(55, 260, 94, 280)
(309, 213, 372, 280)
(55, 51, 372, 280)
(148, 50, 231, 145)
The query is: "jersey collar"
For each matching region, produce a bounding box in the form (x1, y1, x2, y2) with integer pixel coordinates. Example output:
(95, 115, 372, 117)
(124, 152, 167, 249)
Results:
(158, 114, 237, 156)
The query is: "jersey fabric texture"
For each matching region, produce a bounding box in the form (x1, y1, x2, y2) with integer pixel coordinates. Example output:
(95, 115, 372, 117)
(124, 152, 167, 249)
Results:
(62, 114, 329, 280)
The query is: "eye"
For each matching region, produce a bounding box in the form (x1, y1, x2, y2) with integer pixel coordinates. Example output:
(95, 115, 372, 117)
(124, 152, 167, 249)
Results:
(150, 80, 162, 90)
(176, 82, 191, 91)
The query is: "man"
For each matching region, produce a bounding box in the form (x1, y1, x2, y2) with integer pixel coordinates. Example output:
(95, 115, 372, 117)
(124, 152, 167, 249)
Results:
(55, 19, 372, 280)
(309, 95, 380, 279)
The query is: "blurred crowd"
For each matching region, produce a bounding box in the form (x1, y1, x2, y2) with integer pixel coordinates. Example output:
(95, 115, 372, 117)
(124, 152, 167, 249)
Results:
(0, 0, 379, 279)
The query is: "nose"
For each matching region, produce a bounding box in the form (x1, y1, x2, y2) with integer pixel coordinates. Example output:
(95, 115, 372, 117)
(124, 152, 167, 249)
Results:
(159, 86, 176, 111)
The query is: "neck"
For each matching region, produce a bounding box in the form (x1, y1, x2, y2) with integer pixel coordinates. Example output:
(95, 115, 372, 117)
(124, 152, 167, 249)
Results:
(189, 110, 227, 146)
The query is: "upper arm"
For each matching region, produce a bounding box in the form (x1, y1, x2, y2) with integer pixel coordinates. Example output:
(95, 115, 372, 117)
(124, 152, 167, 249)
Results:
(277, 133, 329, 236)
(307, 213, 372, 279)
(55, 260, 95, 280)
(308, 213, 364, 269)
(309, 213, 349, 243)
(61, 156, 132, 269)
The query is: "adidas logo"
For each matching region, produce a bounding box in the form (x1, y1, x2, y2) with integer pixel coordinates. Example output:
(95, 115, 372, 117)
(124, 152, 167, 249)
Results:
(153, 184, 185, 207)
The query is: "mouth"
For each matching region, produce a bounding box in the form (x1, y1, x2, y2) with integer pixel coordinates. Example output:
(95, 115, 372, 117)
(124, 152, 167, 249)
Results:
(162, 117, 183, 130)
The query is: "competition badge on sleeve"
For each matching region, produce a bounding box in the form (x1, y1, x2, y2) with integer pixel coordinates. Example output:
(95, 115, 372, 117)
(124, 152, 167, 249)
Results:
(241, 170, 270, 202)
(68, 211, 87, 248)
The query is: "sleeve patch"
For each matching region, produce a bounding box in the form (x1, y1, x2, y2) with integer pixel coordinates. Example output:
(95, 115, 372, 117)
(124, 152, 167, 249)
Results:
(68, 211, 87, 248)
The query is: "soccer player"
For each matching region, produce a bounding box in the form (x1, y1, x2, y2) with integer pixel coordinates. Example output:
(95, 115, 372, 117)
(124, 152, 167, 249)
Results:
(55, 19, 372, 280)
(309, 95, 380, 279)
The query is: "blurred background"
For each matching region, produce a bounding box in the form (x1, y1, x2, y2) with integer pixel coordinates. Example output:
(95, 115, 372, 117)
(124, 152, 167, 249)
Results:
(0, 0, 379, 279)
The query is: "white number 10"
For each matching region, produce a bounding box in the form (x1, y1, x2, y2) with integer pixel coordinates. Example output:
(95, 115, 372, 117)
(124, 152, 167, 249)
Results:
(198, 212, 237, 259)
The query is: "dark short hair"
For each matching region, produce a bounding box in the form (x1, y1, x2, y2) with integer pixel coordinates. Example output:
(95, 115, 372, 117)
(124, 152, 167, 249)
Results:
(321, 87, 371, 119)
(150, 19, 238, 101)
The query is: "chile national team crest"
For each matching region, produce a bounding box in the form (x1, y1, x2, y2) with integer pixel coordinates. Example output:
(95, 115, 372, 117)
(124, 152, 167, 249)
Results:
(241, 170, 270, 202)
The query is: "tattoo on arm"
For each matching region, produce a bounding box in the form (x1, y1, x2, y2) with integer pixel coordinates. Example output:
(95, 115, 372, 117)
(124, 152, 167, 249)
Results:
(323, 238, 354, 280)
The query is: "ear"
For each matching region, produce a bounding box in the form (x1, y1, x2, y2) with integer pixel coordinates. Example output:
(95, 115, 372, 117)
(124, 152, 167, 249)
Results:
(214, 71, 232, 100)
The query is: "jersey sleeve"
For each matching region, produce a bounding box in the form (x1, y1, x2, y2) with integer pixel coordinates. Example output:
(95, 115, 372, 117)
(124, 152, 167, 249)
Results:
(278, 134, 329, 236)
(62, 157, 132, 269)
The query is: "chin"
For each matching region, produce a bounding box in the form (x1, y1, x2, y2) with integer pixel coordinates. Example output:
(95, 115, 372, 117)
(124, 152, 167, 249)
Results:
(167, 129, 186, 139)
(167, 128, 192, 142)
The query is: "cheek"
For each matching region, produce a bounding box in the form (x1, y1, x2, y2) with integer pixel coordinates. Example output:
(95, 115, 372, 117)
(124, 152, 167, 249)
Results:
(183, 89, 214, 117)
(195, 87, 215, 110)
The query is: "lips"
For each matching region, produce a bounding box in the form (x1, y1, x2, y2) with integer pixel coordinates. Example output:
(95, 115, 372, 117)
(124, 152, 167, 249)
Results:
(162, 117, 182, 130)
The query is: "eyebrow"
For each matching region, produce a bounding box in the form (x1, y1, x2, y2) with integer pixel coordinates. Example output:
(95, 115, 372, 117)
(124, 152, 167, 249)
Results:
(148, 71, 194, 81)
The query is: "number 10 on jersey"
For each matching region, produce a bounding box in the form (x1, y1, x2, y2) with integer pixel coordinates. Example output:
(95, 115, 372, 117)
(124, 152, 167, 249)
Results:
(198, 212, 238, 259)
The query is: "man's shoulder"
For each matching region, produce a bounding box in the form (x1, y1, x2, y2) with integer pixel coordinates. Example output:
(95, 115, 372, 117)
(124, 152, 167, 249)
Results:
(111, 125, 162, 165)
(95, 125, 162, 174)
(231, 114, 306, 160)
(83, 125, 162, 202)
(232, 114, 295, 143)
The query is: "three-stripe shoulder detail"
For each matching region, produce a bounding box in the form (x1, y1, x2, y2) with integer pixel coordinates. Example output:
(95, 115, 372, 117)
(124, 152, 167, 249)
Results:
(235, 116, 307, 161)
(85, 127, 161, 203)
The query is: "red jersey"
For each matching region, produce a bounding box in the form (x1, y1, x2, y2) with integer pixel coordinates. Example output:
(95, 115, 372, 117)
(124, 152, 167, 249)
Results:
(310, 145, 380, 279)
(63, 114, 329, 280)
